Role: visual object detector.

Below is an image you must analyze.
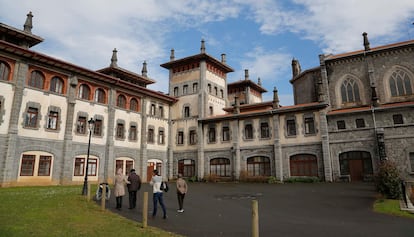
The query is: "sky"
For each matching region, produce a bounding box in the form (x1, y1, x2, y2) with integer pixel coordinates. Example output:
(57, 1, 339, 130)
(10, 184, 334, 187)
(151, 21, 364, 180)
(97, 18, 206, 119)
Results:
(1, 0, 414, 105)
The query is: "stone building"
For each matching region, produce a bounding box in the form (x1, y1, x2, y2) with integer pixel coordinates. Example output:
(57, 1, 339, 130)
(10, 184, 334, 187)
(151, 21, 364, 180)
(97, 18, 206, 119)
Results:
(0, 12, 413, 186)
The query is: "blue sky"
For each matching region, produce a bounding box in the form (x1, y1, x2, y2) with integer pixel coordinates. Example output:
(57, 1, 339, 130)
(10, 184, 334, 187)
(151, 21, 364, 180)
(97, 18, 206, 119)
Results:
(1, 0, 414, 105)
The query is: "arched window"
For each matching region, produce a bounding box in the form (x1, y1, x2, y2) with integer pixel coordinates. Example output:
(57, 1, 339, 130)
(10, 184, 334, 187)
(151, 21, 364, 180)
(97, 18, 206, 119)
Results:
(389, 69, 413, 97)
(130, 98, 138, 111)
(50, 76, 64, 94)
(78, 84, 90, 100)
(247, 156, 270, 176)
(210, 158, 230, 177)
(340, 77, 360, 103)
(29, 70, 45, 89)
(117, 94, 126, 108)
(178, 159, 195, 177)
(0, 61, 10, 81)
(290, 154, 318, 177)
(94, 88, 106, 103)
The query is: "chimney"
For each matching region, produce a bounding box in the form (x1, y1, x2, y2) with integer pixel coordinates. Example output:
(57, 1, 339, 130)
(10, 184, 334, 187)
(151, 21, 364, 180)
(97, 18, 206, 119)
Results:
(141, 61, 148, 77)
(24, 11, 33, 33)
(272, 87, 280, 108)
(221, 54, 226, 63)
(170, 49, 175, 61)
(363, 32, 370, 51)
(110, 48, 118, 67)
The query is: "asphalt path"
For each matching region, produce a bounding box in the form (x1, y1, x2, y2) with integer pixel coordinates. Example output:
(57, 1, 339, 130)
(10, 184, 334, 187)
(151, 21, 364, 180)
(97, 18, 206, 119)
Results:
(101, 182, 414, 237)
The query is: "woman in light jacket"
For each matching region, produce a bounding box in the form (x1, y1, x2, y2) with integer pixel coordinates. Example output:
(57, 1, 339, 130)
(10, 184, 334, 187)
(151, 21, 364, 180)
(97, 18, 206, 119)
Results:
(114, 168, 129, 210)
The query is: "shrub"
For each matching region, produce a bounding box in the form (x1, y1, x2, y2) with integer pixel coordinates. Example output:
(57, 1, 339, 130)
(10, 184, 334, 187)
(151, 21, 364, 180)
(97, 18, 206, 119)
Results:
(284, 176, 320, 183)
(375, 160, 402, 199)
(267, 176, 278, 184)
(204, 174, 220, 182)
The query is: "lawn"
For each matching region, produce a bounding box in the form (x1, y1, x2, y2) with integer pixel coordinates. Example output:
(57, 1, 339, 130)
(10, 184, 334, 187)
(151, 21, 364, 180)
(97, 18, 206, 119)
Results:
(373, 198, 414, 219)
(0, 185, 182, 237)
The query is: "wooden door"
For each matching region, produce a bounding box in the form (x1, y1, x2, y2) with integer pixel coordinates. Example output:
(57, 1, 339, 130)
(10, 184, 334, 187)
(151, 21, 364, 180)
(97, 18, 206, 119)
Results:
(349, 159, 363, 181)
(147, 163, 155, 182)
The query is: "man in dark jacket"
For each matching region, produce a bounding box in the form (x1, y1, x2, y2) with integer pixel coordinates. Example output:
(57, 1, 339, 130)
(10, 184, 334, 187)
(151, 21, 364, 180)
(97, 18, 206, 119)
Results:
(127, 169, 142, 209)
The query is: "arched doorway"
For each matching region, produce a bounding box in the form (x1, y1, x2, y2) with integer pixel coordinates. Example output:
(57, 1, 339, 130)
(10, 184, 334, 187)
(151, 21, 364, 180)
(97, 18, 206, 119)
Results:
(147, 159, 162, 182)
(339, 151, 373, 181)
(290, 154, 318, 177)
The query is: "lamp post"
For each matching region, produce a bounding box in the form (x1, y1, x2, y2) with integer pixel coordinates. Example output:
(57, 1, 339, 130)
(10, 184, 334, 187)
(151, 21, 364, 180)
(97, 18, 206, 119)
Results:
(82, 117, 95, 196)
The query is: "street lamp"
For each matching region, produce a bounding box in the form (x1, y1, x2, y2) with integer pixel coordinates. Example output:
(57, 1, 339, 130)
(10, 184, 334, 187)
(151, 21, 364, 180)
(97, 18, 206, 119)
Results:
(82, 117, 95, 196)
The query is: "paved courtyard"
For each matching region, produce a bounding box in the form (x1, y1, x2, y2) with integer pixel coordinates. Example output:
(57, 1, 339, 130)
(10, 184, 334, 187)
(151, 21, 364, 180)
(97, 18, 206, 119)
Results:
(104, 182, 414, 237)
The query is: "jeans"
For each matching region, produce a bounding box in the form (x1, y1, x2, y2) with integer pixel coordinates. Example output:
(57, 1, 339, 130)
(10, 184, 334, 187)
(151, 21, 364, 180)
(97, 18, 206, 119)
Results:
(152, 192, 166, 218)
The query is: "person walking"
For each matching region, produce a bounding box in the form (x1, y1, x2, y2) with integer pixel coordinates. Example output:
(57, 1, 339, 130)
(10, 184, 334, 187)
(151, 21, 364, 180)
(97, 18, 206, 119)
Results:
(176, 173, 187, 213)
(150, 169, 167, 219)
(127, 169, 141, 209)
(114, 168, 129, 210)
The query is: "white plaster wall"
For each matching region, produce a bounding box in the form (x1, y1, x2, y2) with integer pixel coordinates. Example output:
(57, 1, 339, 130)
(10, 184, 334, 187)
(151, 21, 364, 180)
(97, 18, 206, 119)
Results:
(206, 71, 226, 87)
(73, 100, 107, 145)
(19, 88, 67, 140)
(146, 117, 169, 151)
(207, 95, 226, 116)
(0, 83, 13, 134)
(113, 109, 142, 148)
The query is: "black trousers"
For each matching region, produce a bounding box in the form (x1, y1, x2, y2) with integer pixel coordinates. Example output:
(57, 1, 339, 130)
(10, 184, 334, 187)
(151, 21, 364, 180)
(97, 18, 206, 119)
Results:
(116, 196, 123, 209)
(177, 192, 185, 210)
(129, 191, 137, 208)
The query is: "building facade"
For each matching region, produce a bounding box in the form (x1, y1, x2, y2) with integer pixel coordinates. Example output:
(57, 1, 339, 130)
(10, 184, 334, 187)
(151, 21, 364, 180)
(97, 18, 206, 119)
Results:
(0, 13, 413, 187)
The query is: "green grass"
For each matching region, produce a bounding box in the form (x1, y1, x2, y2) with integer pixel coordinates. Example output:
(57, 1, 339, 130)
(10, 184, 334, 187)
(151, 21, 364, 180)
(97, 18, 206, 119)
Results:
(0, 185, 182, 237)
(373, 198, 414, 219)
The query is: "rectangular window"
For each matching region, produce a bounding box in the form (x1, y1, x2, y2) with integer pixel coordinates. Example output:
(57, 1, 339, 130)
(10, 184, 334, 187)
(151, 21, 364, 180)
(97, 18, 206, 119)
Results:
(189, 130, 197, 145)
(150, 104, 156, 116)
(245, 124, 253, 139)
(193, 83, 198, 93)
(88, 159, 98, 176)
(287, 119, 296, 136)
(148, 128, 154, 143)
(25, 107, 38, 128)
(74, 158, 85, 176)
(116, 123, 124, 139)
(337, 120, 346, 130)
(47, 111, 58, 130)
(393, 114, 404, 125)
(183, 85, 188, 95)
(184, 106, 190, 117)
(129, 125, 137, 141)
(20, 155, 35, 176)
(222, 126, 230, 141)
(174, 87, 179, 96)
(304, 117, 316, 134)
(208, 127, 216, 143)
(77, 116, 87, 134)
(159, 106, 164, 118)
(209, 106, 213, 116)
(38, 156, 52, 176)
(260, 123, 270, 138)
(93, 119, 102, 136)
(178, 131, 184, 145)
(355, 118, 365, 128)
(158, 130, 165, 144)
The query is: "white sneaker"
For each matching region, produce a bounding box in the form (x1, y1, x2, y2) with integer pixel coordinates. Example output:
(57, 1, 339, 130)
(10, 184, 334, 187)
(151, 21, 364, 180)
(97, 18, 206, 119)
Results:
(177, 209, 184, 213)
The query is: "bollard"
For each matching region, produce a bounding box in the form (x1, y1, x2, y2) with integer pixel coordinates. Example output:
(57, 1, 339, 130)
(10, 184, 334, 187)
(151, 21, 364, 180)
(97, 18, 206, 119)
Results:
(142, 192, 148, 228)
(101, 184, 106, 211)
(252, 199, 259, 237)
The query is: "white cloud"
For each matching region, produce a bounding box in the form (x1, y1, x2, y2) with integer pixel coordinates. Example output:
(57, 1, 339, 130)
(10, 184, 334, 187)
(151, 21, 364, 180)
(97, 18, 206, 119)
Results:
(234, 46, 292, 84)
